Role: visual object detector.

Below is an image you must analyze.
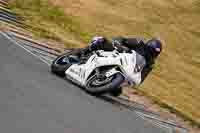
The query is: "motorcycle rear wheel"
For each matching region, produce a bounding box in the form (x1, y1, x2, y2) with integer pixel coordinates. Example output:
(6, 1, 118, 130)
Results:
(51, 49, 82, 77)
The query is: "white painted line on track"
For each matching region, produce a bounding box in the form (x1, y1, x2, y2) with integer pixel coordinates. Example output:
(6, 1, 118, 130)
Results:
(135, 111, 188, 133)
(22, 44, 57, 59)
(0, 31, 51, 66)
(136, 112, 173, 132)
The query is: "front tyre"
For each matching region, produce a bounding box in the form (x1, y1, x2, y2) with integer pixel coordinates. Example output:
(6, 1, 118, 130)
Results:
(86, 73, 124, 95)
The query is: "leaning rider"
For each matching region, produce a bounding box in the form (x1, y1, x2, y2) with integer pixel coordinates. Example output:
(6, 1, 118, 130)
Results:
(82, 36, 162, 69)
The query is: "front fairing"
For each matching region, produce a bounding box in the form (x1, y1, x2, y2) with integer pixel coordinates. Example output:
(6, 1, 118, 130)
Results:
(118, 51, 142, 86)
(90, 50, 143, 86)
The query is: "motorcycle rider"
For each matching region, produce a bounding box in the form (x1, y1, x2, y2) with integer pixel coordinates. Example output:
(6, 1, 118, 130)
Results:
(80, 36, 162, 95)
(82, 36, 162, 69)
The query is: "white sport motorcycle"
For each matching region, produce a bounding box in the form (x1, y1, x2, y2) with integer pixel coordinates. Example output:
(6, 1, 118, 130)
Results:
(51, 49, 146, 95)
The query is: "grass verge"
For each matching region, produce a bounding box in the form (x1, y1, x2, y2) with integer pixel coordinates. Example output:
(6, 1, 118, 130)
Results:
(139, 90, 200, 128)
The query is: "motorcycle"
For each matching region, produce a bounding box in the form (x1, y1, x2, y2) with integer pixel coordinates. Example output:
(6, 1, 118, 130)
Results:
(51, 48, 146, 95)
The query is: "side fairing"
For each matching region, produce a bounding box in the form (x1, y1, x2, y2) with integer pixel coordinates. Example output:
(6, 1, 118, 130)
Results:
(65, 53, 122, 86)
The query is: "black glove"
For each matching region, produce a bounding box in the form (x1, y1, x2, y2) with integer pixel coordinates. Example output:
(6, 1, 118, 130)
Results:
(80, 47, 91, 56)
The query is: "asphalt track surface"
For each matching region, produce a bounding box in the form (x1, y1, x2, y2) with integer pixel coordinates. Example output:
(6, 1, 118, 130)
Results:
(0, 32, 166, 133)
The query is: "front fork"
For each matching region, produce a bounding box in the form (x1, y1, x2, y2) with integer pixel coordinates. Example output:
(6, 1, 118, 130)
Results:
(95, 67, 130, 87)
(105, 68, 134, 87)
(94, 67, 119, 79)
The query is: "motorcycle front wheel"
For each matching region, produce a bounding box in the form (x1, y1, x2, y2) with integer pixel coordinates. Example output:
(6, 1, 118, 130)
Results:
(86, 73, 124, 95)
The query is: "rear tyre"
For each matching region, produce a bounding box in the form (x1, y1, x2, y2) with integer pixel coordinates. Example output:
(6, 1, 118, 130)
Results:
(86, 73, 124, 95)
(51, 49, 82, 77)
